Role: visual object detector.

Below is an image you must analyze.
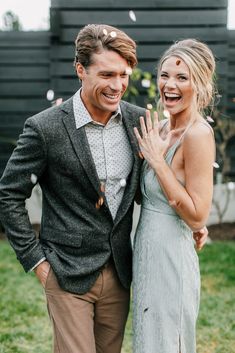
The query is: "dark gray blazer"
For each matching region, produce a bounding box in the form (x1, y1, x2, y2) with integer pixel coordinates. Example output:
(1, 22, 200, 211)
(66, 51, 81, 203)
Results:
(0, 97, 145, 294)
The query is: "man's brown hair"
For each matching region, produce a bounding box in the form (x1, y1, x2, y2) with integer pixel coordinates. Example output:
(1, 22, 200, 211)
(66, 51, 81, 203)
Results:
(74, 24, 137, 69)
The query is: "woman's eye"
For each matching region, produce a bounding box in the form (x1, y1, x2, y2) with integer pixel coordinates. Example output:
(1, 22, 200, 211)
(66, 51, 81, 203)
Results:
(160, 74, 168, 78)
(179, 76, 187, 81)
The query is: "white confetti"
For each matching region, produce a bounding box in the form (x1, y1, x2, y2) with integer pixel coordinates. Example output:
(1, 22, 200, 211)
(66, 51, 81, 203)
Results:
(55, 98, 63, 106)
(46, 89, 54, 101)
(125, 67, 133, 75)
(227, 182, 235, 191)
(129, 10, 137, 22)
(141, 79, 151, 88)
(163, 109, 170, 118)
(30, 173, 38, 184)
(206, 116, 214, 123)
(213, 162, 220, 169)
(120, 179, 127, 187)
(103, 28, 108, 35)
(110, 31, 117, 38)
(147, 104, 153, 110)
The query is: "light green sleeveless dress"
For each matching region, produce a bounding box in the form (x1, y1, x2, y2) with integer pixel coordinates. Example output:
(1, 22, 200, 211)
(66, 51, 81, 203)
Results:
(133, 128, 200, 353)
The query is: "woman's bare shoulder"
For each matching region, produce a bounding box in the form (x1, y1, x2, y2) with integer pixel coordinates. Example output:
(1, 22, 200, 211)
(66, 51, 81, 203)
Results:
(184, 119, 214, 142)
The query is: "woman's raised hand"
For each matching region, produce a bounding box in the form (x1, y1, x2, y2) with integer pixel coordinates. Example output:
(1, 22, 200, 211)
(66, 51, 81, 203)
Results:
(134, 110, 171, 169)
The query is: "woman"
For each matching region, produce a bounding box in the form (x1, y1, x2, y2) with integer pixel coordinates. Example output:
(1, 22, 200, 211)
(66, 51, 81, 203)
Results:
(133, 39, 216, 353)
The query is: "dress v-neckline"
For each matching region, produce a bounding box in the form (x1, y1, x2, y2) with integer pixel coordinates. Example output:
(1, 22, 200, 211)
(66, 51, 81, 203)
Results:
(161, 119, 194, 161)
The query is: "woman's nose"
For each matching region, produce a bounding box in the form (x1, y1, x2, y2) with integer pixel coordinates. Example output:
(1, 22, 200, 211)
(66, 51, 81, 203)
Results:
(165, 77, 177, 88)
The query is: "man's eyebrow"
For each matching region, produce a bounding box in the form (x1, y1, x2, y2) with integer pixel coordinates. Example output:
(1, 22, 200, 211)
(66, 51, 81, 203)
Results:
(99, 70, 113, 74)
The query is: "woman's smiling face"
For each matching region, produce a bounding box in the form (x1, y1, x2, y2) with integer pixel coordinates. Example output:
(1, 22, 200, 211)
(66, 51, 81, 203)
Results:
(158, 56, 197, 117)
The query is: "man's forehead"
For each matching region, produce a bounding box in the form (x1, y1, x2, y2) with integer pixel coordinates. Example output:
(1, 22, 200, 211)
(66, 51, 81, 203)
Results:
(91, 50, 128, 68)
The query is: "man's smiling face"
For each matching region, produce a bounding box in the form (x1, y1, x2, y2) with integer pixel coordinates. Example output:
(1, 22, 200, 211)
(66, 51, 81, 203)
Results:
(76, 49, 130, 123)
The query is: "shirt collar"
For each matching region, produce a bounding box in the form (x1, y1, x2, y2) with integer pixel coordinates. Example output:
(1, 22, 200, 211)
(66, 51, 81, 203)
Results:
(73, 88, 122, 129)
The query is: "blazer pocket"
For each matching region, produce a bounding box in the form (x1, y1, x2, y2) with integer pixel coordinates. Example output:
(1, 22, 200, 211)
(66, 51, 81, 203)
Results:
(40, 227, 83, 248)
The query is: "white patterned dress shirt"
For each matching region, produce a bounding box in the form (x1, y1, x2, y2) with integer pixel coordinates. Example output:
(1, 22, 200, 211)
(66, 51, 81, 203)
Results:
(73, 89, 134, 219)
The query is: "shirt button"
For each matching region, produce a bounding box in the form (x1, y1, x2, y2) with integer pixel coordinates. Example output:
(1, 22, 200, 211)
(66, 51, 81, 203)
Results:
(120, 178, 126, 187)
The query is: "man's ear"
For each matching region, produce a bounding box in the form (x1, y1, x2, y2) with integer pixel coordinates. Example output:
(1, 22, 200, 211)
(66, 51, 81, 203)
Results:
(76, 63, 85, 80)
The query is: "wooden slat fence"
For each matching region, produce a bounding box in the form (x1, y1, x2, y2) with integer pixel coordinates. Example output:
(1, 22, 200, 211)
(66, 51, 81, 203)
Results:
(0, 31, 51, 175)
(1, 0, 234, 176)
(50, 0, 228, 107)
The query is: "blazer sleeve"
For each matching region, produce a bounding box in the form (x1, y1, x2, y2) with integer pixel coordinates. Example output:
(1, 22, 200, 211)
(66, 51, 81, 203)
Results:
(0, 116, 47, 272)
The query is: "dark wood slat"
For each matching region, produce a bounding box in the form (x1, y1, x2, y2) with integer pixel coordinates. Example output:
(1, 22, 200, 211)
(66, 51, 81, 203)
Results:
(61, 9, 227, 26)
(228, 30, 235, 40)
(0, 113, 26, 123)
(52, 43, 228, 61)
(51, 0, 227, 9)
(228, 64, 235, 78)
(61, 27, 227, 43)
(0, 99, 50, 113)
(0, 66, 49, 80)
(0, 127, 24, 137)
(0, 49, 49, 64)
(0, 32, 50, 47)
(0, 82, 50, 96)
(137, 43, 228, 60)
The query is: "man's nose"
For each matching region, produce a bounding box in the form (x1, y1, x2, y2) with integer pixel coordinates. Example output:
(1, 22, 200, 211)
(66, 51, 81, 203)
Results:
(110, 77, 123, 91)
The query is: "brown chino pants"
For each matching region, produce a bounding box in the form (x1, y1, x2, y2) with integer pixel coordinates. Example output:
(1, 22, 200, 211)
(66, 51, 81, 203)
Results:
(44, 262, 130, 353)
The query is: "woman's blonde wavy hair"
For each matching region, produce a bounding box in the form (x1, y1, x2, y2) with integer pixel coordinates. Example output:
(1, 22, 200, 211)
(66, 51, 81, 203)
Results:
(157, 39, 217, 114)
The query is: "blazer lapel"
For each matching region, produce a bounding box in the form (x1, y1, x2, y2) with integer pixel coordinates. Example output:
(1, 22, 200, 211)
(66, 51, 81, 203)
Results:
(61, 98, 101, 194)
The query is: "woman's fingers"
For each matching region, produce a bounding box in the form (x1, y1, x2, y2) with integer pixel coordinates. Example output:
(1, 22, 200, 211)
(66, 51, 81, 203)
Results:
(140, 116, 148, 138)
(153, 111, 159, 130)
(146, 109, 153, 133)
(134, 127, 144, 159)
(134, 127, 142, 142)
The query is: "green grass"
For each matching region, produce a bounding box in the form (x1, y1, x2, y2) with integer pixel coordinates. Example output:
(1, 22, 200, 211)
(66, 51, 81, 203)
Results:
(0, 240, 235, 353)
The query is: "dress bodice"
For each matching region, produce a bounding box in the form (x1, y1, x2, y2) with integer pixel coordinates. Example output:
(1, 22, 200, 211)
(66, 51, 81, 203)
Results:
(141, 138, 182, 217)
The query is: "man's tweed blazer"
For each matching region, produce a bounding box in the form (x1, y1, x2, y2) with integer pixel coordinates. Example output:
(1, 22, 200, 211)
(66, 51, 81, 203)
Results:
(0, 97, 145, 294)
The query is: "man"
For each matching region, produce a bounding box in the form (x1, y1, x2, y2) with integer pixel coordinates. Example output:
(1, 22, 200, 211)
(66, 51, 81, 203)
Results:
(0, 24, 207, 353)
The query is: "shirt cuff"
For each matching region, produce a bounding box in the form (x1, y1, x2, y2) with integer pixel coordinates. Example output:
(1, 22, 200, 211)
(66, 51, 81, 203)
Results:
(29, 257, 47, 272)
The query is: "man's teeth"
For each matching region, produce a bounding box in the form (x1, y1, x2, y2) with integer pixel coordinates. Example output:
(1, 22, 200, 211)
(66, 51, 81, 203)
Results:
(104, 93, 119, 99)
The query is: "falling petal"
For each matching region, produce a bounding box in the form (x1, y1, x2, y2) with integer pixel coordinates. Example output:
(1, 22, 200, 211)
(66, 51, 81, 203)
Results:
(55, 98, 63, 106)
(103, 28, 108, 35)
(30, 173, 38, 184)
(206, 116, 214, 123)
(163, 110, 170, 118)
(110, 31, 117, 38)
(46, 89, 54, 101)
(125, 67, 133, 75)
(213, 162, 220, 169)
(100, 182, 105, 193)
(227, 182, 235, 191)
(141, 79, 151, 88)
(129, 10, 137, 22)
(147, 103, 153, 110)
(120, 178, 127, 187)
(98, 197, 104, 206)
